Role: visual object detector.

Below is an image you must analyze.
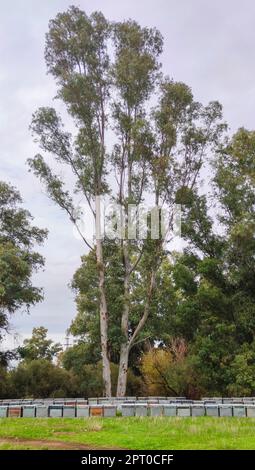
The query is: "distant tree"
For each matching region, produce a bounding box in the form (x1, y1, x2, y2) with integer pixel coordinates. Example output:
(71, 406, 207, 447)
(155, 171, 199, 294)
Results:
(162, 128, 255, 396)
(8, 359, 75, 398)
(17, 327, 62, 362)
(0, 181, 47, 346)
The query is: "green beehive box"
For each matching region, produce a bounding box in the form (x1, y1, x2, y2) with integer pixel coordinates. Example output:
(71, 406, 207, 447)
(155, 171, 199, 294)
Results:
(163, 405, 177, 417)
(219, 405, 232, 417)
(22, 406, 36, 418)
(63, 406, 76, 418)
(149, 405, 163, 417)
(0, 406, 8, 418)
(76, 405, 89, 417)
(233, 406, 246, 417)
(205, 405, 219, 417)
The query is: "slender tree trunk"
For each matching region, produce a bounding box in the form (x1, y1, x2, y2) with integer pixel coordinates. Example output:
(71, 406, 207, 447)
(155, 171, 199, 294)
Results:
(96, 237, 112, 396)
(95, 197, 112, 397)
(117, 342, 130, 396)
(117, 268, 157, 397)
(117, 246, 130, 396)
(129, 269, 156, 349)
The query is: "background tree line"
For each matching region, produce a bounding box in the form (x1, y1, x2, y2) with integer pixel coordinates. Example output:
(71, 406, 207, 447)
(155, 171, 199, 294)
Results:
(1, 6, 255, 398)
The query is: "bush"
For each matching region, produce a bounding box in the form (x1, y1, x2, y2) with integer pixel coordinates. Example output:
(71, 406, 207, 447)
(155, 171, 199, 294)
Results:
(8, 359, 76, 398)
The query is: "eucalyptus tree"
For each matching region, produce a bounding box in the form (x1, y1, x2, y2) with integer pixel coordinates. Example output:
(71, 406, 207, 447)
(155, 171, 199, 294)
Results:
(28, 6, 225, 396)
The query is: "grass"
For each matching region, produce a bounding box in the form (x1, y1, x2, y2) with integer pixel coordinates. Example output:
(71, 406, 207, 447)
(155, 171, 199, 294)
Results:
(0, 417, 255, 449)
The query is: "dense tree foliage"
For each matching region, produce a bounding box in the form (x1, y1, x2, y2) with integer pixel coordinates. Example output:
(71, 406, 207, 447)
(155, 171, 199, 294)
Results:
(17, 327, 62, 362)
(0, 181, 47, 365)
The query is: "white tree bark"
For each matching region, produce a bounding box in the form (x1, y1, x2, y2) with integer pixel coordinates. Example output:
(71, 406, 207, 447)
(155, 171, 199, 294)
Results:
(96, 237, 112, 397)
(95, 197, 112, 397)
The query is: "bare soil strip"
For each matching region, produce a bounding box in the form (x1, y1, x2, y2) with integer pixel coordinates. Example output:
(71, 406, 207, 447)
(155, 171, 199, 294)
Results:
(0, 437, 116, 450)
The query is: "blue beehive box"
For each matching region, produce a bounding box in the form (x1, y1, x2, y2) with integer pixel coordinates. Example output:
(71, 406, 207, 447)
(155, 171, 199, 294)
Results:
(49, 405, 63, 417)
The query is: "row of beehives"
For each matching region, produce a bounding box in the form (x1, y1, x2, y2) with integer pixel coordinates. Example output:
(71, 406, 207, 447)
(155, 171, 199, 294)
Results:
(0, 397, 184, 406)
(1, 404, 255, 418)
(1, 397, 255, 406)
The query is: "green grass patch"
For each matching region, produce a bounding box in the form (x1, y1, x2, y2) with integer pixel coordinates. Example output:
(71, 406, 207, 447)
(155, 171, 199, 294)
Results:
(0, 417, 255, 449)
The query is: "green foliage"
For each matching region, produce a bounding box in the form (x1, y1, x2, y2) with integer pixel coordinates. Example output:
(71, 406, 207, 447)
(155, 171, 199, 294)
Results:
(8, 359, 75, 398)
(17, 327, 62, 362)
(0, 182, 47, 344)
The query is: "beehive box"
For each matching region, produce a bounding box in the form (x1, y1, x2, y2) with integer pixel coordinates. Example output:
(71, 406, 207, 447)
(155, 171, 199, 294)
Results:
(177, 406, 191, 417)
(191, 406, 205, 417)
(246, 405, 255, 418)
(90, 405, 103, 417)
(88, 398, 98, 405)
(63, 406, 76, 418)
(205, 405, 219, 417)
(121, 404, 135, 417)
(163, 405, 177, 417)
(222, 398, 234, 404)
(49, 406, 63, 418)
(36, 406, 48, 418)
(65, 401, 77, 406)
(103, 405, 117, 417)
(135, 405, 148, 417)
(0, 406, 8, 418)
(219, 405, 232, 417)
(149, 405, 163, 417)
(76, 405, 89, 418)
(233, 406, 246, 417)
(8, 406, 22, 418)
(22, 406, 36, 418)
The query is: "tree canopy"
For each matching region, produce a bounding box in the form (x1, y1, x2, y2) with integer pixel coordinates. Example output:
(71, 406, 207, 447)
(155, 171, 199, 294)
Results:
(0, 182, 47, 350)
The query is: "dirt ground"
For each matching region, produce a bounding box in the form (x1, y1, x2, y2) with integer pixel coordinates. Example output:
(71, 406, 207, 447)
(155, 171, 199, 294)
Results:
(0, 437, 110, 450)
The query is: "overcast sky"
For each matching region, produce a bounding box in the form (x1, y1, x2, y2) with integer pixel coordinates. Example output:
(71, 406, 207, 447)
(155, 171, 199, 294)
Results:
(1, 0, 255, 349)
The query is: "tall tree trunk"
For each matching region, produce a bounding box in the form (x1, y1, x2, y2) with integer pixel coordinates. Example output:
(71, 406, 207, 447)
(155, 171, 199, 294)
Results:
(117, 246, 130, 396)
(95, 197, 112, 397)
(117, 342, 130, 397)
(96, 237, 112, 397)
(117, 268, 157, 397)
